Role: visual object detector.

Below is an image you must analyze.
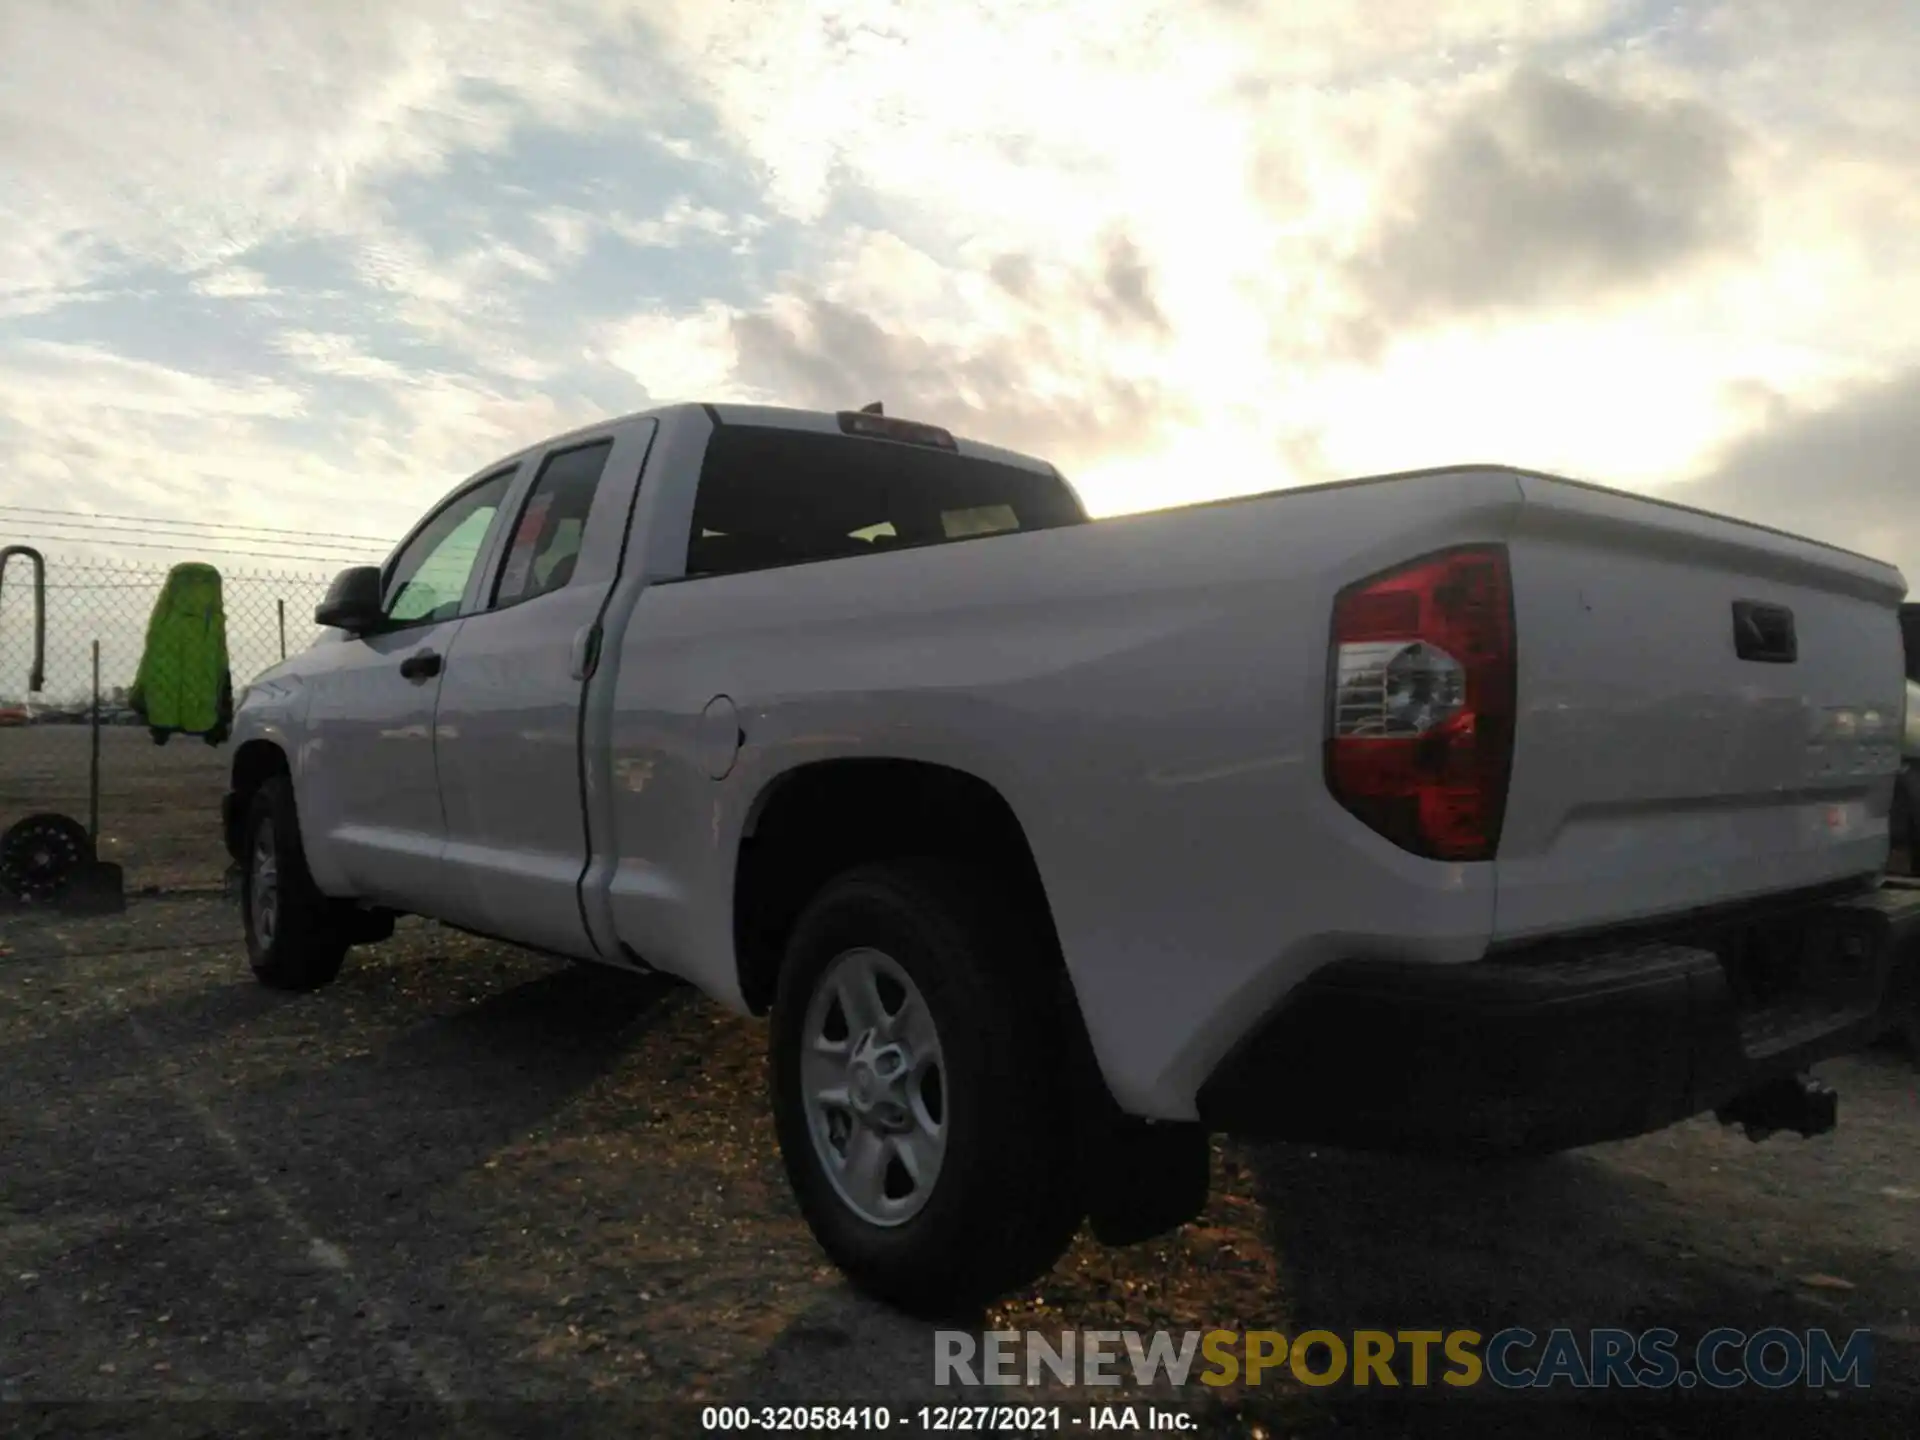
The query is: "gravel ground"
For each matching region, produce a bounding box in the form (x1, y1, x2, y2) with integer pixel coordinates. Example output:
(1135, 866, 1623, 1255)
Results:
(0, 726, 230, 892)
(2, 892, 1918, 1438)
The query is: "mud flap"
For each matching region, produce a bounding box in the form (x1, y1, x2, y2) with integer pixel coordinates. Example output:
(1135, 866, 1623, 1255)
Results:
(1083, 1117, 1212, 1246)
(344, 909, 397, 945)
(1056, 973, 1212, 1245)
(1715, 1072, 1838, 1141)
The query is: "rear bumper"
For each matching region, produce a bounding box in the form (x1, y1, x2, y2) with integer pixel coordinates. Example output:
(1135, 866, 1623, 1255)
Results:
(1195, 879, 1920, 1152)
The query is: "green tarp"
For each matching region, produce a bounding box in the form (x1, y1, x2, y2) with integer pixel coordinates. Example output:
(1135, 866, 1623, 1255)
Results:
(129, 562, 232, 746)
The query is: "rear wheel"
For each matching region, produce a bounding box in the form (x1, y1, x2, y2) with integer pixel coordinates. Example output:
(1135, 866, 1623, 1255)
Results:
(243, 777, 351, 992)
(769, 860, 1083, 1316)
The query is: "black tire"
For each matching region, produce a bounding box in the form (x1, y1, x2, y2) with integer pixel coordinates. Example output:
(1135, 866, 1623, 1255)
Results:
(0, 812, 94, 906)
(769, 859, 1083, 1316)
(241, 776, 352, 992)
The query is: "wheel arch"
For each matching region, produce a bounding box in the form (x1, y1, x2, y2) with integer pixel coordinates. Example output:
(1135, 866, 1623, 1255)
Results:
(225, 739, 291, 860)
(731, 757, 1066, 1016)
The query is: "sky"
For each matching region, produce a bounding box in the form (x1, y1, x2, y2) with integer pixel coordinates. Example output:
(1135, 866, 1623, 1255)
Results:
(1, 0, 1917, 649)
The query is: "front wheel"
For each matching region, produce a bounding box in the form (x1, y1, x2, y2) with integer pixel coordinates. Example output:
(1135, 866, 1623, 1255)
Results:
(769, 860, 1083, 1316)
(242, 776, 351, 992)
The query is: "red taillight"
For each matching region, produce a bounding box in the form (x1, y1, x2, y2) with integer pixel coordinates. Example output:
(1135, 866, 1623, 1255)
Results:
(1324, 545, 1516, 861)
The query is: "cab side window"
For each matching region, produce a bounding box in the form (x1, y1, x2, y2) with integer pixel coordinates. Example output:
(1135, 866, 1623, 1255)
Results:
(491, 440, 614, 608)
(385, 470, 515, 625)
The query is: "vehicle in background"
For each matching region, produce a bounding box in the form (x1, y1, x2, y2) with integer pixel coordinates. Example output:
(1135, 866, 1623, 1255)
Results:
(0, 702, 142, 725)
(222, 403, 1920, 1313)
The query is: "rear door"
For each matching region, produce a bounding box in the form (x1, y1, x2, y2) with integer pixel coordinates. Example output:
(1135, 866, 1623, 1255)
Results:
(430, 417, 657, 955)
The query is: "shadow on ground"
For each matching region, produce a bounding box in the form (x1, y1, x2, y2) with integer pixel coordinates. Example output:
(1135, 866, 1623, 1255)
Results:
(1234, 1086, 1918, 1433)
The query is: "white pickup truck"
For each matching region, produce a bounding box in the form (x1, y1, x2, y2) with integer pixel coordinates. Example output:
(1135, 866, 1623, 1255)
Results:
(224, 401, 1920, 1313)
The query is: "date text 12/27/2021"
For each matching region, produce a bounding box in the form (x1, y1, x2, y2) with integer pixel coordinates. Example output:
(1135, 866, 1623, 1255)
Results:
(699, 1404, 1195, 1431)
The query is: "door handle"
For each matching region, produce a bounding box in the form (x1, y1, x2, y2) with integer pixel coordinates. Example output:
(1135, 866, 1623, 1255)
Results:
(569, 622, 603, 681)
(399, 649, 443, 681)
(1732, 600, 1796, 663)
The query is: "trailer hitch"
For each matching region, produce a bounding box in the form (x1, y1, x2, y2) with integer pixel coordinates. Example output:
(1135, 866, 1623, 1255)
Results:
(1715, 1072, 1838, 1142)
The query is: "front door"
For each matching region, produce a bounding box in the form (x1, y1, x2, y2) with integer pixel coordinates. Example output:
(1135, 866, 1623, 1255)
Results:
(301, 467, 517, 913)
(432, 418, 656, 955)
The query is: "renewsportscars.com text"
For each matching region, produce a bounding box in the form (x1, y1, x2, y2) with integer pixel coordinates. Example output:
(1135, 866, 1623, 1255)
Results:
(936, 1327, 1873, 1390)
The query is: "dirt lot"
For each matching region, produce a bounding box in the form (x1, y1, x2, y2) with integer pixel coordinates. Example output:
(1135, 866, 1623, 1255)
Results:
(1, 726, 232, 892)
(3, 911, 1918, 1436)
(2, 733, 1919, 1435)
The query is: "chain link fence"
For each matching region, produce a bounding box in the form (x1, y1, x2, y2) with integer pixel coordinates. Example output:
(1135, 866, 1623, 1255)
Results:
(1, 551, 340, 892)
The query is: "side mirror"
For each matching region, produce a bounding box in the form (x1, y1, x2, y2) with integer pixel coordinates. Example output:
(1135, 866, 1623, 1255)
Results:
(315, 566, 385, 634)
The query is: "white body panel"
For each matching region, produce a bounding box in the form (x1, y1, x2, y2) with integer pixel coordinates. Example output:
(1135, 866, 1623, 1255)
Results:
(298, 618, 468, 914)
(1496, 477, 1906, 942)
(431, 416, 657, 955)
(231, 404, 1909, 1121)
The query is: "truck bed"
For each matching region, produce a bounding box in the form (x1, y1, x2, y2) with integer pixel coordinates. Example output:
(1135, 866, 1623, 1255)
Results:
(596, 452, 1908, 1116)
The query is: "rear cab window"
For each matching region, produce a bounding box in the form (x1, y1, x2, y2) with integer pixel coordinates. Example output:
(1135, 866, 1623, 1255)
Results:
(683, 422, 1085, 579)
(490, 440, 614, 608)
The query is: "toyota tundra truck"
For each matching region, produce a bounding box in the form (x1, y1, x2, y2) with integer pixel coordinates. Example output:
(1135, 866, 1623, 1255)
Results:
(222, 401, 1920, 1314)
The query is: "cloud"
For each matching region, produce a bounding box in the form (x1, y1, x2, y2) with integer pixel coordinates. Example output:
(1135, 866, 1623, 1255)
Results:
(272, 331, 411, 383)
(1094, 235, 1171, 336)
(595, 215, 1190, 470)
(0, 342, 359, 555)
(1674, 365, 1920, 587)
(0, 333, 598, 568)
(609, 199, 758, 251)
(601, 303, 745, 402)
(1679, 0, 1920, 162)
(0, 342, 304, 423)
(191, 267, 279, 301)
(988, 253, 1038, 299)
(712, 289, 1179, 466)
(1347, 67, 1753, 326)
(0, 0, 667, 312)
(3, 0, 1919, 602)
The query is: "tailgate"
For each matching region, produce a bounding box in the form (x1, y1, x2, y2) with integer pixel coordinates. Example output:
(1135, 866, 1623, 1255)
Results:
(1495, 476, 1908, 943)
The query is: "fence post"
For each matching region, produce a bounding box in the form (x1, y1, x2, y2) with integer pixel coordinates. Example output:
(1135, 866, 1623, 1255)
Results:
(277, 598, 287, 661)
(90, 639, 101, 845)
